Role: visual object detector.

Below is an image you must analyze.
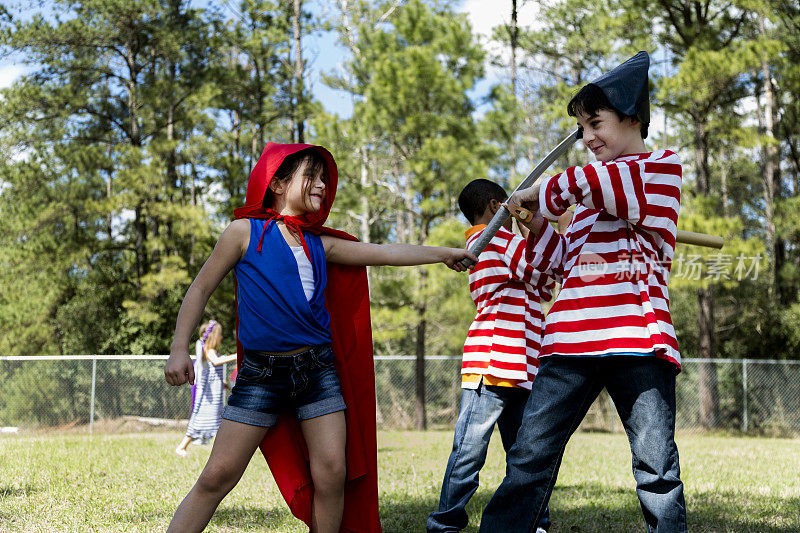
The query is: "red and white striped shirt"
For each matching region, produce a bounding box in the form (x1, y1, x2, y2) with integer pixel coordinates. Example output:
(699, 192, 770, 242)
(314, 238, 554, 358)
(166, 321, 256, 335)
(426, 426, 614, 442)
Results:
(529, 149, 682, 368)
(462, 225, 555, 390)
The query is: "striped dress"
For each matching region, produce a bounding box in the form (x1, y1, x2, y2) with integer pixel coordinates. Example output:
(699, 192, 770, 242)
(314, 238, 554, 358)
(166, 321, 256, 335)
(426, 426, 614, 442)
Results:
(461, 225, 555, 390)
(529, 149, 682, 368)
(185, 340, 226, 441)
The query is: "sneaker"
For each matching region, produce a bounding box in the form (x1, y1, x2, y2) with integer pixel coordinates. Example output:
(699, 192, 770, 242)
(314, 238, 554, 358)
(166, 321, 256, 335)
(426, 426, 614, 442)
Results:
(174, 447, 188, 457)
(535, 529, 547, 533)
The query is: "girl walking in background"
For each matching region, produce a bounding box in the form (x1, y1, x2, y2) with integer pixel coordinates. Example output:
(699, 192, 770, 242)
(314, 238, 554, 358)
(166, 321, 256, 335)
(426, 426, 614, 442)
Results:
(174, 320, 236, 457)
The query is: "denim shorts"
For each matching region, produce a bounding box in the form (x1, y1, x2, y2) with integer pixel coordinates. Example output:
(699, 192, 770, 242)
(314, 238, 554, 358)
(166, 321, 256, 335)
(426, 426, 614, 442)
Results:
(222, 344, 346, 427)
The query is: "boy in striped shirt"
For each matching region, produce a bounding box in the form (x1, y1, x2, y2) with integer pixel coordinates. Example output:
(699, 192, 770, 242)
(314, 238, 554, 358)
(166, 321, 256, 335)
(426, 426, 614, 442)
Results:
(479, 52, 687, 532)
(427, 179, 556, 533)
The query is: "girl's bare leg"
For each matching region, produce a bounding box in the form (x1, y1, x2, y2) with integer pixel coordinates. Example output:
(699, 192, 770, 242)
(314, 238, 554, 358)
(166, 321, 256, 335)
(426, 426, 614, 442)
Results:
(300, 411, 347, 533)
(175, 435, 192, 455)
(167, 419, 268, 532)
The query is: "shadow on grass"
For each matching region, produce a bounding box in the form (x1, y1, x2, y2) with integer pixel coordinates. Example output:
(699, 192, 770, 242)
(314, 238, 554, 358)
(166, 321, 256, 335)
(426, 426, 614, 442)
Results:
(0, 484, 38, 499)
(113, 504, 299, 531)
(211, 505, 297, 529)
(377, 484, 800, 533)
(687, 490, 800, 533)
(378, 446, 401, 453)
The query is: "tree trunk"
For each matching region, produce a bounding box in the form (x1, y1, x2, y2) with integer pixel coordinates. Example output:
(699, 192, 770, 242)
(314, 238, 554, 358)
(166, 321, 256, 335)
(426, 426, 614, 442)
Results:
(662, 48, 669, 149)
(693, 114, 718, 429)
(790, 137, 800, 195)
(359, 146, 372, 293)
(135, 202, 146, 280)
(413, 213, 431, 431)
(360, 146, 371, 244)
(165, 73, 176, 258)
(697, 285, 718, 428)
(757, 19, 779, 295)
(720, 156, 730, 218)
(125, 34, 146, 280)
(292, 0, 305, 143)
(189, 163, 197, 269)
(106, 151, 113, 239)
(508, 0, 517, 181)
(251, 56, 265, 151)
(692, 114, 710, 194)
(415, 267, 428, 431)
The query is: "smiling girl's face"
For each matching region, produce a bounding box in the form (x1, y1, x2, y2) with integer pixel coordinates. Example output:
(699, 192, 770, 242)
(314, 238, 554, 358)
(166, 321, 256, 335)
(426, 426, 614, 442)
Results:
(266, 151, 328, 216)
(283, 158, 326, 215)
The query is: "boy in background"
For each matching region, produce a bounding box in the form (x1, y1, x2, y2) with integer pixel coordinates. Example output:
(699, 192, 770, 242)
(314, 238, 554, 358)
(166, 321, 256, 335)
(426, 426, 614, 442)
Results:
(427, 179, 556, 533)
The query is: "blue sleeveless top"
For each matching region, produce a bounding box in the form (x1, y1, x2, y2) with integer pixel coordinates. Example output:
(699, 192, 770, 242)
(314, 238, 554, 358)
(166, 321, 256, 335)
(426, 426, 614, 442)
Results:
(234, 219, 332, 351)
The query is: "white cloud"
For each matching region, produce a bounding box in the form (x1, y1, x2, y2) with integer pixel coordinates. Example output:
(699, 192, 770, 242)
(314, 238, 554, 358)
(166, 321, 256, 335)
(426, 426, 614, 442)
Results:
(459, 1, 542, 116)
(0, 63, 30, 89)
(460, 0, 541, 40)
(459, 0, 543, 87)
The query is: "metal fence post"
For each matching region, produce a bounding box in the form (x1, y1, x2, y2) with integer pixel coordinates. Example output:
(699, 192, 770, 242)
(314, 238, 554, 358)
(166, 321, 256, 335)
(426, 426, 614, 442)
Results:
(89, 358, 97, 434)
(742, 359, 748, 433)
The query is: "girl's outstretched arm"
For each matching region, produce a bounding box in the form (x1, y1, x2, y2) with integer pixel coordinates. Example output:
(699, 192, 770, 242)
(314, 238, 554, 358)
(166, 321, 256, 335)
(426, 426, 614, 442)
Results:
(205, 349, 238, 367)
(321, 236, 477, 272)
(165, 219, 249, 386)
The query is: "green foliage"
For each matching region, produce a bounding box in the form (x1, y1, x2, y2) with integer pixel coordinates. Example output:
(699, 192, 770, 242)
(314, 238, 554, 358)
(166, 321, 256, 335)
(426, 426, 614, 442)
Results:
(321, 0, 489, 361)
(1, 0, 800, 370)
(0, 0, 300, 356)
(0, 360, 90, 425)
(671, 196, 766, 291)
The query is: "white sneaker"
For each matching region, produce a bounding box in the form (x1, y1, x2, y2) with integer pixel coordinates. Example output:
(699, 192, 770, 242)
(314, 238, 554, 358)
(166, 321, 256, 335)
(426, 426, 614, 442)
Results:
(174, 447, 188, 457)
(536, 528, 547, 533)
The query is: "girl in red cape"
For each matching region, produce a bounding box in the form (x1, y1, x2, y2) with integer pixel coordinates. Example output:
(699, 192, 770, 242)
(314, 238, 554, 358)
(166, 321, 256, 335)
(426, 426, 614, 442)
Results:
(164, 142, 476, 533)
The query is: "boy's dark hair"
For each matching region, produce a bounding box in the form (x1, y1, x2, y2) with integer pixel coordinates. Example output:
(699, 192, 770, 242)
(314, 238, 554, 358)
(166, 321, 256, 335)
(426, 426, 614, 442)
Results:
(458, 179, 508, 225)
(567, 84, 649, 139)
(263, 148, 327, 208)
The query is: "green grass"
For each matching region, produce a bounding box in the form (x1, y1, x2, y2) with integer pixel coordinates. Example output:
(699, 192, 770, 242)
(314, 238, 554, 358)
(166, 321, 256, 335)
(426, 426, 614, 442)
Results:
(1, 429, 798, 532)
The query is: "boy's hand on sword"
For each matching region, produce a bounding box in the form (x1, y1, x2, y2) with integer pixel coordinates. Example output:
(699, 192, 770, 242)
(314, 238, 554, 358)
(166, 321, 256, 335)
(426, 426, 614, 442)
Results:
(504, 180, 547, 234)
(507, 181, 542, 213)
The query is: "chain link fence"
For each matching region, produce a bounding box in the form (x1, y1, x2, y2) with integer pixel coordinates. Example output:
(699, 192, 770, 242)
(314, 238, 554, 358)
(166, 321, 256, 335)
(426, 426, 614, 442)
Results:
(1, 356, 799, 436)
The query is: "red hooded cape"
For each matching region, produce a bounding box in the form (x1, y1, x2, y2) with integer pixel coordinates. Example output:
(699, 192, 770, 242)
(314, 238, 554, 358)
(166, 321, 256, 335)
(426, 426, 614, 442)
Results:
(233, 142, 380, 532)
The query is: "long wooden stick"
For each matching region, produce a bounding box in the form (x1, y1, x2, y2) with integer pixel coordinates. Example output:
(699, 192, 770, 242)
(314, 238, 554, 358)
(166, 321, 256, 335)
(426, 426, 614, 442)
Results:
(507, 205, 724, 249)
(675, 229, 724, 249)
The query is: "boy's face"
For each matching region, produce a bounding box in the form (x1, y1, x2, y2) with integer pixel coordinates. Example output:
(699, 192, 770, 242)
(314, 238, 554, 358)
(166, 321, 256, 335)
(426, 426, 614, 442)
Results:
(576, 108, 643, 162)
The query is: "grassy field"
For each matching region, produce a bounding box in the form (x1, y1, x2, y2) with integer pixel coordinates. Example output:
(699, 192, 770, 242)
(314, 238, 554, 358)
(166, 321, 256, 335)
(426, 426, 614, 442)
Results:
(1, 429, 799, 532)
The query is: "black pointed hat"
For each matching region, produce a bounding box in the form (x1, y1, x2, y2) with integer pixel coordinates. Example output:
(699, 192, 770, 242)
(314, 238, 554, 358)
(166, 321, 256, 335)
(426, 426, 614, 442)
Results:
(589, 50, 650, 125)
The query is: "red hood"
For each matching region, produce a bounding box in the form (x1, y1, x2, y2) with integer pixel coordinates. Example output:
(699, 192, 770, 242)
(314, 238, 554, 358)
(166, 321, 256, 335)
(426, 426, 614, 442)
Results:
(233, 142, 339, 226)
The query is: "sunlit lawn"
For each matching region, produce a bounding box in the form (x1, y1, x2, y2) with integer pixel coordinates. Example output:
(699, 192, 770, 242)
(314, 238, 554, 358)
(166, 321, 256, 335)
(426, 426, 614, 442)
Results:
(1, 429, 798, 532)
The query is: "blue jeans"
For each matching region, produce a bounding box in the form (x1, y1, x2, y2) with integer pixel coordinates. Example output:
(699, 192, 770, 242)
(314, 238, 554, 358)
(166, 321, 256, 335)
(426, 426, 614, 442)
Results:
(427, 382, 551, 532)
(478, 356, 686, 533)
(223, 345, 346, 427)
